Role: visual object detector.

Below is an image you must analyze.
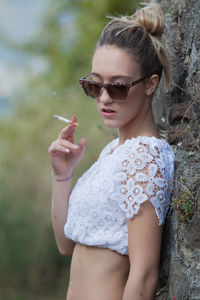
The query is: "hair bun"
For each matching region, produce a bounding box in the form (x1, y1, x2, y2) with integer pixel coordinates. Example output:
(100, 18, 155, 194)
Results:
(135, 4, 165, 38)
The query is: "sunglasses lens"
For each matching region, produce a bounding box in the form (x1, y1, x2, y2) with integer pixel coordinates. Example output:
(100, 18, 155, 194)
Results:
(108, 85, 128, 100)
(81, 79, 129, 101)
(82, 81, 101, 99)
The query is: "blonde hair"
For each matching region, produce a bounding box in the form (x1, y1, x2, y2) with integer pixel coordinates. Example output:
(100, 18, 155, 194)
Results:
(96, 3, 171, 88)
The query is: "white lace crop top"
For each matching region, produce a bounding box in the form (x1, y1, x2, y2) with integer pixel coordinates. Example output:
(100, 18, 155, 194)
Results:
(64, 136, 175, 255)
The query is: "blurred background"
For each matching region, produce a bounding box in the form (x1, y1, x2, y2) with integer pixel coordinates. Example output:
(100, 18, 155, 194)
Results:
(0, 0, 140, 299)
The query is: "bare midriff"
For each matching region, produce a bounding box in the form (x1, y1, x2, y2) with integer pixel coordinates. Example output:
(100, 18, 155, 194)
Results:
(66, 242, 130, 300)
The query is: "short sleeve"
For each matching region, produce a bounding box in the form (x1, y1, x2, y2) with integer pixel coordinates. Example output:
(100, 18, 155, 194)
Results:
(110, 139, 174, 225)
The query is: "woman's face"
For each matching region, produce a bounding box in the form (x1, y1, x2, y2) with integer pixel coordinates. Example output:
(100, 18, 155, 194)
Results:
(91, 45, 152, 130)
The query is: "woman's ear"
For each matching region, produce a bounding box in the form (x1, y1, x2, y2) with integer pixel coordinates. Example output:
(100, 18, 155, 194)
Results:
(145, 74, 159, 96)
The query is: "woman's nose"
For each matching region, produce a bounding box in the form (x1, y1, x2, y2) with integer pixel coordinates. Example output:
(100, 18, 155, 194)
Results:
(98, 87, 113, 104)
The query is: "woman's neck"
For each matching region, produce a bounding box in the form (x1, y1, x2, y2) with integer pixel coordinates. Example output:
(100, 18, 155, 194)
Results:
(117, 109, 159, 145)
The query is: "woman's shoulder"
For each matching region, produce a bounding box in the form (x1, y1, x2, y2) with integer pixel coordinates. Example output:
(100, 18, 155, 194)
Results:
(114, 136, 174, 157)
(99, 138, 119, 158)
(112, 136, 175, 174)
(99, 136, 175, 171)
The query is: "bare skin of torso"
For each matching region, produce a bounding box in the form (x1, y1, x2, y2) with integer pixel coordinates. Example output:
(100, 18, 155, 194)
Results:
(66, 243, 130, 300)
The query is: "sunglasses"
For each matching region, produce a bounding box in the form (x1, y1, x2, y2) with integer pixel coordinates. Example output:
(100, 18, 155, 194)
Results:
(79, 73, 149, 102)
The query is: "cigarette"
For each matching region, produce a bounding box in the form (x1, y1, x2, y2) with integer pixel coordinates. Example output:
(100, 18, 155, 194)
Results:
(53, 115, 78, 127)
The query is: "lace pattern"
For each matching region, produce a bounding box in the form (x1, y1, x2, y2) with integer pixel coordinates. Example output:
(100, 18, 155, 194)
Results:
(109, 139, 174, 225)
(64, 137, 175, 255)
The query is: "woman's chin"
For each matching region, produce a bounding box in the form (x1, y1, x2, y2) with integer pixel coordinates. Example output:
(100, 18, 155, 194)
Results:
(103, 120, 118, 129)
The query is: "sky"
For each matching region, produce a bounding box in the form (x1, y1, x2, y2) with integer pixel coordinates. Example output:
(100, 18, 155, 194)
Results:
(0, 0, 48, 43)
(0, 0, 49, 116)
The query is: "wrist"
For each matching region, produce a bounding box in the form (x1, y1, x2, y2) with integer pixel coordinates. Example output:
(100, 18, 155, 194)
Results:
(51, 171, 73, 182)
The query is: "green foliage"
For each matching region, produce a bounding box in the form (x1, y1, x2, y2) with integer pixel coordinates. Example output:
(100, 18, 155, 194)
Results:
(0, 0, 140, 298)
(171, 176, 195, 222)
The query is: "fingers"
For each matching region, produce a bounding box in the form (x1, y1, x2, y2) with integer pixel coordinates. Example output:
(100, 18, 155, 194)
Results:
(78, 138, 86, 151)
(70, 116, 78, 127)
(48, 143, 70, 154)
(58, 122, 75, 140)
(77, 138, 86, 158)
(49, 139, 79, 155)
(72, 116, 77, 123)
(49, 116, 86, 156)
(58, 115, 78, 140)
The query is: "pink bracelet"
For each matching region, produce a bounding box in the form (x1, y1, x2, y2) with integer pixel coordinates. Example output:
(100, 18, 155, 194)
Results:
(53, 173, 73, 182)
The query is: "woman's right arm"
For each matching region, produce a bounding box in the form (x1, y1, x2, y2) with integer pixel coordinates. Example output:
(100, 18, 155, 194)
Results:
(48, 116, 86, 256)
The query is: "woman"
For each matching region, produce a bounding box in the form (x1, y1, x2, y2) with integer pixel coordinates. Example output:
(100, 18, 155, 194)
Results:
(48, 3, 175, 300)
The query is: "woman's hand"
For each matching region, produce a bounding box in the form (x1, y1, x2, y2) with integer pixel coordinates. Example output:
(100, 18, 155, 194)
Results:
(48, 116, 86, 177)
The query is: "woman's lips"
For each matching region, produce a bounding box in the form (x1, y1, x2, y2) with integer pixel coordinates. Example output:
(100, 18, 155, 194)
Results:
(101, 108, 117, 118)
